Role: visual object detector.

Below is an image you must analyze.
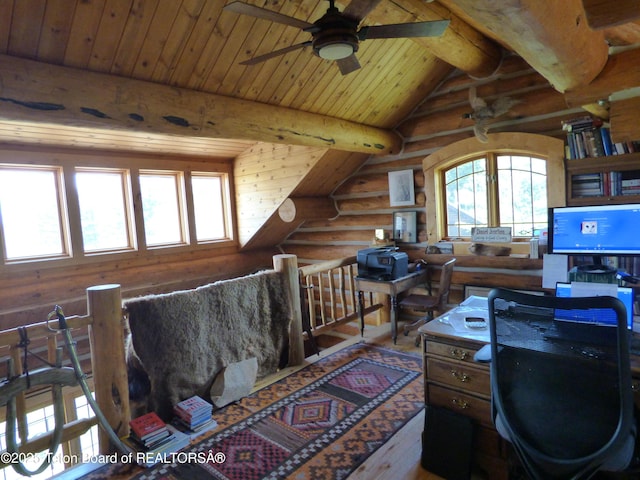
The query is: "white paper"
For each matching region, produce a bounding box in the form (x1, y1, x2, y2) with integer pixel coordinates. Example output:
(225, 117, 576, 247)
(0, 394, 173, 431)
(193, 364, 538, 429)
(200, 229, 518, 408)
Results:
(570, 281, 617, 298)
(542, 254, 568, 289)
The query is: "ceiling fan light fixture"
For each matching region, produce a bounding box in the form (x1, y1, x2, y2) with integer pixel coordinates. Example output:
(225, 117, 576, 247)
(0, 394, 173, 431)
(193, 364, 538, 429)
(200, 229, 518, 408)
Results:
(317, 42, 354, 60)
(313, 30, 359, 60)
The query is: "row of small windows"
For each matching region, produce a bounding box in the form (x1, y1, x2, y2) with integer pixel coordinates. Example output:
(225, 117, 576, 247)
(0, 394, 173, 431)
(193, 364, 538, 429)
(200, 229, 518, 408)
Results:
(0, 164, 231, 263)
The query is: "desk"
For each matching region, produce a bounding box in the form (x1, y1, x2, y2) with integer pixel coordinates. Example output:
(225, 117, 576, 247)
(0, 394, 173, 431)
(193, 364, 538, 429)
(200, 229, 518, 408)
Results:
(418, 301, 640, 480)
(355, 270, 427, 344)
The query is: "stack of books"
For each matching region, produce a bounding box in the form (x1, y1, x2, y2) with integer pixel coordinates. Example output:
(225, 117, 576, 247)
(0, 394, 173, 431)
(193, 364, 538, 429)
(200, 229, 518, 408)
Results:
(129, 411, 172, 449)
(125, 412, 190, 467)
(172, 395, 217, 438)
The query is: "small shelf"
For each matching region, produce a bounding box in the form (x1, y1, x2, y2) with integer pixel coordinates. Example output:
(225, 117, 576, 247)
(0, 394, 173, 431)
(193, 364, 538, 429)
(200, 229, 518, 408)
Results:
(566, 152, 640, 205)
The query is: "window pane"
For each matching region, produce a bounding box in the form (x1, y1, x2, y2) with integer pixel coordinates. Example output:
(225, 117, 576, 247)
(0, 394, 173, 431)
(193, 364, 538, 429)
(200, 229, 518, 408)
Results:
(0, 167, 66, 259)
(192, 174, 227, 241)
(497, 156, 547, 237)
(76, 170, 132, 252)
(445, 159, 488, 236)
(140, 172, 186, 246)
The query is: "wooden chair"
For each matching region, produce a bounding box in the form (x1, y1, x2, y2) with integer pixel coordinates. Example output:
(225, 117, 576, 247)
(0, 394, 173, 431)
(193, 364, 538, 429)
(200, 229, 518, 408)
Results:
(400, 258, 456, 345)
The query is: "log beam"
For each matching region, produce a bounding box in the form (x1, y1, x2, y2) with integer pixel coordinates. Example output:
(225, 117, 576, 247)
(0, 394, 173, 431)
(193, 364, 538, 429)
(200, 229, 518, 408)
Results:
(0, 54, 402, 156)
(564, 48, 640, 107)
(581, 0, 640, 29)
(610, 97, 640, 143)
(438, 0, 609, 92)
(278, 197, 338, 223)
(375, 0, 504, 78)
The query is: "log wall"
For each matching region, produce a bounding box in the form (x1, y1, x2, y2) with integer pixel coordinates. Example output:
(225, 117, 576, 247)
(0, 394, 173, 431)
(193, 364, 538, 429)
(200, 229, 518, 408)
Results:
(280, 55, 578, 299)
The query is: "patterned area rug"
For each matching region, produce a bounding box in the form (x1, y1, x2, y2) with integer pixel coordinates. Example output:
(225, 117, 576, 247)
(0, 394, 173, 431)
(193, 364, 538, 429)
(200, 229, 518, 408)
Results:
(86, 343, 423, 480)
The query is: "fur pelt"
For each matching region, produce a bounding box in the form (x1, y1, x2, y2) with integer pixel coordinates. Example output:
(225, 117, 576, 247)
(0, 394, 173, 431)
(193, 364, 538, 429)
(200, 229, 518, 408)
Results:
(468, 243, 512, 256)
(123, 270, 292, 419)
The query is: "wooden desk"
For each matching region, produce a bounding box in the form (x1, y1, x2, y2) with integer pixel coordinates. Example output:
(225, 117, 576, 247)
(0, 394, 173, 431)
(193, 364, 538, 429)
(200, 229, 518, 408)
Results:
(355, 270, 427, 344)
(418, 304, 640, 480)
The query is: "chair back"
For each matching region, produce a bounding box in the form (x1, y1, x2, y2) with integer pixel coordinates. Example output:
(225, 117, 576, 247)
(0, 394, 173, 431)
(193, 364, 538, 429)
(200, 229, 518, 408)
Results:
(435, 258, 456, 311)
(487, 288, 635, 480)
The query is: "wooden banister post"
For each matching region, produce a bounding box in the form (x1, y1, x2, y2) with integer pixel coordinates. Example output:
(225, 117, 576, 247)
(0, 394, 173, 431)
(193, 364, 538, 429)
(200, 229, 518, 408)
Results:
(86, 284, 130, 453)
(273, 254, 305, 366)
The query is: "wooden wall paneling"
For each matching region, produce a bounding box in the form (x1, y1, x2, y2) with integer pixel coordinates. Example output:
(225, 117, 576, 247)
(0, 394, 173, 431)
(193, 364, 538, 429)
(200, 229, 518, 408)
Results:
(0, 249, 276, 330)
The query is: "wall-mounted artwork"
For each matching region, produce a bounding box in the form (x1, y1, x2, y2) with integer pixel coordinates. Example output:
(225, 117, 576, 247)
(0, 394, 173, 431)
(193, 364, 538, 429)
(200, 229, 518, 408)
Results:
(388, 169, 415, 207)
(393, 211, 417, 243)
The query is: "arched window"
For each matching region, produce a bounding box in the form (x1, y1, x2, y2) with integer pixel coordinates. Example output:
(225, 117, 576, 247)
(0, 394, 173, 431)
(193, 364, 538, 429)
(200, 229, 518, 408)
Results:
(444, 153, 548, 238)
(423, 133, 565, 245)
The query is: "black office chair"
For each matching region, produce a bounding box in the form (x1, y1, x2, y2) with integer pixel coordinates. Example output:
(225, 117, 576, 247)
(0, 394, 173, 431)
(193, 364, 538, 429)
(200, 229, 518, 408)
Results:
(487, 288, 637, 480)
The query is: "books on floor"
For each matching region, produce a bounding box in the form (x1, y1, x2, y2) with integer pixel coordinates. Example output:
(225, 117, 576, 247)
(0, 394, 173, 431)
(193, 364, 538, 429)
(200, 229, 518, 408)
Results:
(126, 412, 190, 467)
(172, 395, 217, 439)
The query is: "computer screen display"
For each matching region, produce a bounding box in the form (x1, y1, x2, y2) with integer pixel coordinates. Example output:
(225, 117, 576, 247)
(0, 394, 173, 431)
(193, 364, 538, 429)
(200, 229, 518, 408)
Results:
(555, 282, 634, 330)
(549, 203, 640, 255)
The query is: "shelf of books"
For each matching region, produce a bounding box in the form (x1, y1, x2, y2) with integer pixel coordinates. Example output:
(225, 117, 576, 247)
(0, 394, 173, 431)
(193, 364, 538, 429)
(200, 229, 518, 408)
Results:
(563, 117, 640, 206)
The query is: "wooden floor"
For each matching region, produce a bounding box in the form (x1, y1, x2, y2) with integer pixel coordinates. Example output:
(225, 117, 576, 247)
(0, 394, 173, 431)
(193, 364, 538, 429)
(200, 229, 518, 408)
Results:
(256, 321, 446, 480)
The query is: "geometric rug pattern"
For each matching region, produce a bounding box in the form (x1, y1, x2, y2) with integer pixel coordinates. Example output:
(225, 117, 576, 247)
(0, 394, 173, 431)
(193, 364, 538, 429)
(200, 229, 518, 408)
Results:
(90, 343, 423, 480)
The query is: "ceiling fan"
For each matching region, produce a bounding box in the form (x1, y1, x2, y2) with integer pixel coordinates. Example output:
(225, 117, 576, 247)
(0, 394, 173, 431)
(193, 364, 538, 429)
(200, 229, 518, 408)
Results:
(223, 0, 450, 75)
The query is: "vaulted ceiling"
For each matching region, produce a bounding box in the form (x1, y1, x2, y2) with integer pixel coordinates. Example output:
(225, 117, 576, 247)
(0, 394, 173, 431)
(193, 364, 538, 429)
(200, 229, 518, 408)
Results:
(1, 0, 639, 159)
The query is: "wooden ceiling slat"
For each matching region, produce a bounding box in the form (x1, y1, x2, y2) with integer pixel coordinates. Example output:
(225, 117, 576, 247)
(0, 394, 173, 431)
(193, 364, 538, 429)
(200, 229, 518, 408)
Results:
(150, 0, 207, 84)
(130, 0, 183, 80)
(171, 1, 230, 89)
(221, 2, 312, 99)
(0, 1, 13, 52)
(250, 6, 326, 104)
(88, 0, 135, 72)
(189, 6, 255, 93)
(63, 0, 107, 68)
(8, 0, 46, 58)
(37, 0, 78, 64)
(110, 0, 160, 76)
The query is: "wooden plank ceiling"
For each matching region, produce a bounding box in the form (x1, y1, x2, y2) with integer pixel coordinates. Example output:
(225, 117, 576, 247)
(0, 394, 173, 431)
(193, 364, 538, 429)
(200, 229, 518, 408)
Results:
(0, 0, 457, 157)
(0, 0, 638, 155)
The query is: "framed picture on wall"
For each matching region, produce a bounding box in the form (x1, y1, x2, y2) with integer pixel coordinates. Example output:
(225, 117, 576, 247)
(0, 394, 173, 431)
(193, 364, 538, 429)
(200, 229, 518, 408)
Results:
(393, 211, 417, 243)
(388, 169, 415, 207)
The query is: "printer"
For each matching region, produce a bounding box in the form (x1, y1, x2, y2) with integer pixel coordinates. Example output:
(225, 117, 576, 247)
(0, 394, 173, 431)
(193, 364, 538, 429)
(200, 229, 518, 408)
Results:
(357, 247, 409, 281)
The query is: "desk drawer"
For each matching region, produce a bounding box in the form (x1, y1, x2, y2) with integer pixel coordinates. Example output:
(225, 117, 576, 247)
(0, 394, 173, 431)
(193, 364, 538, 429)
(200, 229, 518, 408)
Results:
(428, 384, 492, 427)
(427, 357, 490, 396)
(426, 340, 479, 364)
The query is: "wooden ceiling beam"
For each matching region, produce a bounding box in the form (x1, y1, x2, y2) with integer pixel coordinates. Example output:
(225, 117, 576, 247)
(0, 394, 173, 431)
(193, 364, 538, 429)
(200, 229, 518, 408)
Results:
(0, 54, 402, 156)
(610, 97, 640, 143)
(437, 0, 609, 92)
(374, 0, 503, 78)
(564, 47, 640, 107)
(581, 0, 640, 30)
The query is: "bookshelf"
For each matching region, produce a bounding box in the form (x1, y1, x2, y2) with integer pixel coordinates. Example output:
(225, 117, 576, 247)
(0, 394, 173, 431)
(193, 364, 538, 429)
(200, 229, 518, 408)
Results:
(566, 153, 640, 205)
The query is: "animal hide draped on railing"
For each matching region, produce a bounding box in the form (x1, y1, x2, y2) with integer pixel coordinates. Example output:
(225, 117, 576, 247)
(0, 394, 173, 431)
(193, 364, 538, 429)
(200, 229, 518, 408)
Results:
(123, 270, 292, 419)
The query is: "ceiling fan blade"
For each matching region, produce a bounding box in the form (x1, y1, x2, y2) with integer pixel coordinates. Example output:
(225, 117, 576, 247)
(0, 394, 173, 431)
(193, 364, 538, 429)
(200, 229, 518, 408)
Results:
(342, 0, 382, 22)
(337, 54, 361, 75)
(359, 20, 450, 40)
(240, 41, 312, 66)
(224, 1, 313, 30)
